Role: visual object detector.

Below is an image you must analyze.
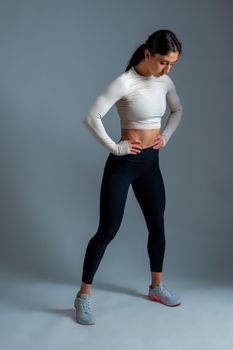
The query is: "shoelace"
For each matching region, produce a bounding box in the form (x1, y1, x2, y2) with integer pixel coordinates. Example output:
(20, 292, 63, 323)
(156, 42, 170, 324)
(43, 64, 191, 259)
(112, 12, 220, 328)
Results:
(79, 297, 93, 313)
(158, 283, 174, 297)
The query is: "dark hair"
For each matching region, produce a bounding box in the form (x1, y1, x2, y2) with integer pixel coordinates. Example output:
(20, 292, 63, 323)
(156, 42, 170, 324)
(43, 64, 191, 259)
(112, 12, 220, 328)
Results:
(125, 29, 182, 71)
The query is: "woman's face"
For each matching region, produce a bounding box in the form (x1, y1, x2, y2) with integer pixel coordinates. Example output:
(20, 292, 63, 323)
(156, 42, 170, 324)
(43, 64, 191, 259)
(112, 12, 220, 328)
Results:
(145, 50, 179, 77)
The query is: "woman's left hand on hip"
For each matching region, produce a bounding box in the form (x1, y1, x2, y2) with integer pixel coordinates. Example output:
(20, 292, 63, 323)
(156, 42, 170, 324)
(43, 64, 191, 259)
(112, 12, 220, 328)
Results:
(152, 135, 165, 149)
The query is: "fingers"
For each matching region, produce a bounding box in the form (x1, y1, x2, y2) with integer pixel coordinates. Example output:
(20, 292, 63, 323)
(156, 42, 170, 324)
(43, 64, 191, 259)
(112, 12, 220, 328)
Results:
(130, 138, 163, 153)
(128, 136, 164, 154)
(128, 139, 142, 154)
(130, 149, 141, 154)
(130, 146, 142, 154)
(152, 135, 164, 149)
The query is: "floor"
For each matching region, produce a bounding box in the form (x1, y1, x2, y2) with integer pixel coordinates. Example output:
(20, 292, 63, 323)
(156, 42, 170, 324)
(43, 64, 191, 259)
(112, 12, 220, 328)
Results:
(1, 271, 233, 350)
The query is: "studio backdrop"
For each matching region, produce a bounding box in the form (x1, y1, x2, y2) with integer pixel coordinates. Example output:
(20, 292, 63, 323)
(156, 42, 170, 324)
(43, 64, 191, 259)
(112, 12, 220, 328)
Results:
(0, 0, 232, 285)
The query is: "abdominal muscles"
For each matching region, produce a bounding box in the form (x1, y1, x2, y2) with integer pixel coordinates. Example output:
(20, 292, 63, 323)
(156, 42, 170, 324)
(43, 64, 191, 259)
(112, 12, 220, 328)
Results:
(120, 128, 161, 149)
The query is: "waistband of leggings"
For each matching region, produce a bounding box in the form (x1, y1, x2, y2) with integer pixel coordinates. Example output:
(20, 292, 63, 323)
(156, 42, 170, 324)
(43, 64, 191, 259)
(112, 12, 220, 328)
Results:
(139, 145, 158, 152)
(120, 145, 159, 159)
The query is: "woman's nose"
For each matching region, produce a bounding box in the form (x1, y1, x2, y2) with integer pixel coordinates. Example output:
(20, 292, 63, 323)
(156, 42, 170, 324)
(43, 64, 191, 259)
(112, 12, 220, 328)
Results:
(165, 64, 172, 73)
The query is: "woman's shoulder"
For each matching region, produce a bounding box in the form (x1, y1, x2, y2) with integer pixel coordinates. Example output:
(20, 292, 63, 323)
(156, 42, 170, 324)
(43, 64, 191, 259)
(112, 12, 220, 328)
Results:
(112, 68, 133, 85)
(104, 69, 132, 95)
(162, 74, 177, 92)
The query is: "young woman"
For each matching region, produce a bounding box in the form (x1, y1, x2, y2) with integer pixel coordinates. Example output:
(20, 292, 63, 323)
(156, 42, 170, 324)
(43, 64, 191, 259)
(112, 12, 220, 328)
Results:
(74, 29, 183, 325)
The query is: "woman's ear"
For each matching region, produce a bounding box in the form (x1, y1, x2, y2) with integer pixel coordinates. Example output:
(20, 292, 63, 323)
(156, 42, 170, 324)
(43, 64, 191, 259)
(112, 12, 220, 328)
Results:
(144, 49, 151, 61)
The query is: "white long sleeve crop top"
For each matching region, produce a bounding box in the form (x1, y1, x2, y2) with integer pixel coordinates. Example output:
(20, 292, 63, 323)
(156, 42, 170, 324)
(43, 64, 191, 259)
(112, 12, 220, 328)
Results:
(83, 66, 183, 155)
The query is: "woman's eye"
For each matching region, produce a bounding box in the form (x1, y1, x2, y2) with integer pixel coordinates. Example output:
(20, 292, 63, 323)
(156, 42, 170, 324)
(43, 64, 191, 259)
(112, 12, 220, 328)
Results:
(160, 61, 175, 67)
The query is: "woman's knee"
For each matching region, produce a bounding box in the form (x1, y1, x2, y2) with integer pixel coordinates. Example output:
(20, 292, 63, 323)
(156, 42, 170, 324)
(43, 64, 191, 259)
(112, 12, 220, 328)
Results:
(93, 226, 118, 244)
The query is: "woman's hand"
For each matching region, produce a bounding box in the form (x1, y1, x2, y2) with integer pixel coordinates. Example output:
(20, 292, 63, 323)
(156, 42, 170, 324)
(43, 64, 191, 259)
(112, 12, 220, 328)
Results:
(127, 139, 143, 154)
(152, 135, 165, 149)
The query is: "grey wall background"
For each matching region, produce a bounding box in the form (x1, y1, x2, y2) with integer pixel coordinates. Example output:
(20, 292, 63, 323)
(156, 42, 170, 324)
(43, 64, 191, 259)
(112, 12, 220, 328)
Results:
(0, 0, 232, 286)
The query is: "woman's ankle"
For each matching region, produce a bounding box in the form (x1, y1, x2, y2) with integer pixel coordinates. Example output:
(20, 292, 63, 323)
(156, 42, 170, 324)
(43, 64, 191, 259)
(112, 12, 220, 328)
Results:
(77, 290, 91, 296)
(77, 282, 92, 296)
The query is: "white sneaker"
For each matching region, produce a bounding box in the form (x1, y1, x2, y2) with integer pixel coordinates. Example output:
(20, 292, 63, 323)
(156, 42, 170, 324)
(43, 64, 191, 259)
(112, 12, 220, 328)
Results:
(148, 281, 182, 307)
(74, 293, 96, 325)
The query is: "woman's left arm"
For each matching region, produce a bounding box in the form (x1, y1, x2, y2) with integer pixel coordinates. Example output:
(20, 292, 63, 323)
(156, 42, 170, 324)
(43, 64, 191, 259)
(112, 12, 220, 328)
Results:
(161, 76, 183, 146)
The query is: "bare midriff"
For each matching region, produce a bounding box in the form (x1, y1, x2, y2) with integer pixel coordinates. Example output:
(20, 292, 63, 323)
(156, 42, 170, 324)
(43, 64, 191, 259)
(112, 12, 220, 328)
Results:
(120, 128, 161, 149)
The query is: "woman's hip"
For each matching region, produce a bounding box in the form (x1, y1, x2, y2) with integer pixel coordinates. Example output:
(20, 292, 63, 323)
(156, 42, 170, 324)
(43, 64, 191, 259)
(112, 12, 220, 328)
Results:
(103, 146, 159, 178)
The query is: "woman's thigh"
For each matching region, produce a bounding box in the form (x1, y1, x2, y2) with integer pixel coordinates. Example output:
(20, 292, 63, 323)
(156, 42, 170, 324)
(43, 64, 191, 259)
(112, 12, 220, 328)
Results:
(97, 155, 131, 234)
(131, 164, 166, 227)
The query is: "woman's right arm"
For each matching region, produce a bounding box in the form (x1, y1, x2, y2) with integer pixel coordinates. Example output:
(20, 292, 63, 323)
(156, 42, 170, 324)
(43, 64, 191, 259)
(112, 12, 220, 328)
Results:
(83, 74, 131, 155)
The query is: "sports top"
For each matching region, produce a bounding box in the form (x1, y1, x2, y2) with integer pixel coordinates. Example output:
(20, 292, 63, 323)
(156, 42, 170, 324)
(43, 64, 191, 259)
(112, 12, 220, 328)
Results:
(83, 66, 183, 155)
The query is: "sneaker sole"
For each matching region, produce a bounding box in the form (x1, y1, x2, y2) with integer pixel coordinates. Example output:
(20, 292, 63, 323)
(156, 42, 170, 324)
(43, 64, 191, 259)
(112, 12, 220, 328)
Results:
(148, 294, 181, 307)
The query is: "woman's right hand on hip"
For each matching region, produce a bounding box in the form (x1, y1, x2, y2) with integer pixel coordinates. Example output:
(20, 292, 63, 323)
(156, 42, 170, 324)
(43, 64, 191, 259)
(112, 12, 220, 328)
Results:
(127, 139, 143, 154)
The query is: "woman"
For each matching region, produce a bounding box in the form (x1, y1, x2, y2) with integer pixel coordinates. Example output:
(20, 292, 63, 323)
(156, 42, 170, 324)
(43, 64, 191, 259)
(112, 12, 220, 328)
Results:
(74, 29, 183, 325)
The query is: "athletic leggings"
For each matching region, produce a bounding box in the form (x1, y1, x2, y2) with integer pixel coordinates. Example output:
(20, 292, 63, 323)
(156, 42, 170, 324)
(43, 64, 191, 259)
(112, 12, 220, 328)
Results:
(81, 146, 166, 284)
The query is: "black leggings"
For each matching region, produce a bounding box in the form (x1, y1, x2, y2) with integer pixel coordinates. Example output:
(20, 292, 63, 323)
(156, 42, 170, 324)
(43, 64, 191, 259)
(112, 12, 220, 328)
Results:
(81, 146, 166, 284)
